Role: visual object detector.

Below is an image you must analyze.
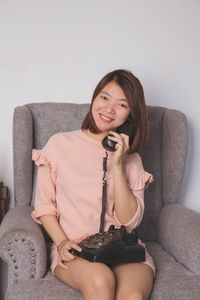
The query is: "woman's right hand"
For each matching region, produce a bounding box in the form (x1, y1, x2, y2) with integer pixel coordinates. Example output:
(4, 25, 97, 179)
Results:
(57, 234, 89, 268)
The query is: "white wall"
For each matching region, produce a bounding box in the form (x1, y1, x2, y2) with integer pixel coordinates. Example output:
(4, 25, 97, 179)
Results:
(0, 0, 200, 298)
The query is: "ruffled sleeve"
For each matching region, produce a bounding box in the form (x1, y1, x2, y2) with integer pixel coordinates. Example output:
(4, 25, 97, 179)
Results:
(113, 154, 154, 231)
(31, 137, 59, 224)
(133, 171, 154, 191)
(32, 149, 56, 172)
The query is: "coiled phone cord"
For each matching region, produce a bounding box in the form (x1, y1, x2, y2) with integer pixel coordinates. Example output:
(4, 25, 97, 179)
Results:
(99, 150, 108, 232)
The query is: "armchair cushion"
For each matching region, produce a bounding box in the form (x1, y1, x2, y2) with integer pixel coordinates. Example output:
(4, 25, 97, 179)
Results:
(148, 242, 200, 300)
(157, 204, 200, 274)
(4, 242, 200, 300)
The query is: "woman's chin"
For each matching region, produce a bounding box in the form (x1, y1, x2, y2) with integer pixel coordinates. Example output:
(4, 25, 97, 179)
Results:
(97, 127, 114, 135)
(95, 122, 114, 132)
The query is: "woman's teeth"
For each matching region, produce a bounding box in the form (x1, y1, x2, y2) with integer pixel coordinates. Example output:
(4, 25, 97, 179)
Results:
(100, 114, 113, 122)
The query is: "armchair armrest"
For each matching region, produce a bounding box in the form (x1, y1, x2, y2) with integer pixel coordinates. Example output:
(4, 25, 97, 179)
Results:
(0, 206, 47, 285)
(157, 203, 200, 274)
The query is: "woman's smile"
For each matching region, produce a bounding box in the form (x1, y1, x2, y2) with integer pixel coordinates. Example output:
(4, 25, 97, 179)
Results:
(99, 113, 114, 123)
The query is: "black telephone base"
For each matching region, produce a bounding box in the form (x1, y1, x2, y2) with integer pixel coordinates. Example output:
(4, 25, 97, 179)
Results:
(71, 225, 145, 264)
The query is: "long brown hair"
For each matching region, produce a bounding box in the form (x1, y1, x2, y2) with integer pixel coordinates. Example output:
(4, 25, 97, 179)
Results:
(81, 69, 149, 153)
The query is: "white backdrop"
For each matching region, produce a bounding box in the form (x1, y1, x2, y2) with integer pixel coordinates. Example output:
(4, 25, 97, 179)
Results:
(0, 0, 200, 298)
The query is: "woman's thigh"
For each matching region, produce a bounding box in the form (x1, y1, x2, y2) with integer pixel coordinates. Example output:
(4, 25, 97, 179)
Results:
(54, 257, 115, 293)
(110, 262, 154, 300)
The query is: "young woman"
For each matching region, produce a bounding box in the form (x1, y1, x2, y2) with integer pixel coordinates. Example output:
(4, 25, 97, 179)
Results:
(32, 69, 155, 300)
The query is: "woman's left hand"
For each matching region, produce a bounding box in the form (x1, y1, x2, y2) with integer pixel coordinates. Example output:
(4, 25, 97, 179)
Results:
(108, 131, 129, 166)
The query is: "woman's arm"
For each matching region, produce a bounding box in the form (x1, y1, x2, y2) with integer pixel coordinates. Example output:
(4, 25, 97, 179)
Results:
(113, 163, 138, 224)
(108, 131, 139, 224)
(39, 215, 68, 247)
(39, 215, 87, 264)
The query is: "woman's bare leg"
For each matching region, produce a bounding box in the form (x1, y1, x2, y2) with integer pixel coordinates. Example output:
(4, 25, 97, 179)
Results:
(54, 257, 115, 300)
(111, 262, 154, 300)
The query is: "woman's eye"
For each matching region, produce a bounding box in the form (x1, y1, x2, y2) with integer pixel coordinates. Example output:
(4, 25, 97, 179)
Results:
(100, 95, 108, 100)
(119, 103, 127, 108)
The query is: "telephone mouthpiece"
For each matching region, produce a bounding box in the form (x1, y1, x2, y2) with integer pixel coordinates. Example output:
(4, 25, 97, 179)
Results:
(102, 135, 117, 152)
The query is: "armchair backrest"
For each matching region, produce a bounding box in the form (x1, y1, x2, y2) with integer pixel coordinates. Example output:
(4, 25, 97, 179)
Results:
(13, 103, 188, 241)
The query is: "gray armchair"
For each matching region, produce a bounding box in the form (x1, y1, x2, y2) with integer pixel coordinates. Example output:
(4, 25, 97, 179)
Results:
(1, 103, 200, 300)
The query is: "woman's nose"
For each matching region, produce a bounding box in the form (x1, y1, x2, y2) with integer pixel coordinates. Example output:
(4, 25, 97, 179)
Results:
(105, 102, 116, 114)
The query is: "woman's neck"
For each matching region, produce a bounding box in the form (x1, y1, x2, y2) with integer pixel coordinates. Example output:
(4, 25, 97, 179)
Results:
(82, 129, 109, 141)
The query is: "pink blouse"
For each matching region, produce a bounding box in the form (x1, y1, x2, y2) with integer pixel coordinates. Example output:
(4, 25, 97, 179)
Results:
(31, 130, 155, 274)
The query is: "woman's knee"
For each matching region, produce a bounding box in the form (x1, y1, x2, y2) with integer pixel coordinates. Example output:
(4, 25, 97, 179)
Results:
(84, 264, 115, 294)
(117, 288, 147, 300)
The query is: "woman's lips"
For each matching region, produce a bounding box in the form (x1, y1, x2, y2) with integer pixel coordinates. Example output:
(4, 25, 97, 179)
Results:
(99, 113, 113, 123)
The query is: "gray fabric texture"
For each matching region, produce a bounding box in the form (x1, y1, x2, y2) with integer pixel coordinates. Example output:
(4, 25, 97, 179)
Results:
(148, 242, 200, 300)
(162, 109, 188, 204)
(157, 203, 200, 275)
(6, 271, 82, 300)
(4, 243, 200, 300)
(13, 106, 33, 207)
(0, 206, 47, 285)
(1, 102, 199, 300)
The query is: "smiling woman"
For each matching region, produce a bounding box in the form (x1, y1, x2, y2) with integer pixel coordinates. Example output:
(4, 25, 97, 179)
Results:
(31, 69, 154, 300)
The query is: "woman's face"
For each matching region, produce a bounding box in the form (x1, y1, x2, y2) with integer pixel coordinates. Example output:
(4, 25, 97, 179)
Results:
(92, 81, 131, 134)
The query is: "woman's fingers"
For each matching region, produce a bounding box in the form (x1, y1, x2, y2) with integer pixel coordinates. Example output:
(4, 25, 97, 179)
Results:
(69, 241, 82, 252)
(120, 133, 129, 144)
(59, 235, 89, 261)
(119, 134, 129, 149)
(60, 246, 75, 260)
(58, 256, 68, 269)
(58, 234, 89, 263)
(109, 131, 129, 144)
(58, 240, 76, 261)
(108, 132, 129, 151)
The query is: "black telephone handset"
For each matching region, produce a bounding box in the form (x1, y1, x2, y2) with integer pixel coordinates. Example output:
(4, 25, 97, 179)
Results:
(102, 115, 136, 151)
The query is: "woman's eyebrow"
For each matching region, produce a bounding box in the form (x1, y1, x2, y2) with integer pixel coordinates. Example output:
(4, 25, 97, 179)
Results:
(101, 91, 128, 102)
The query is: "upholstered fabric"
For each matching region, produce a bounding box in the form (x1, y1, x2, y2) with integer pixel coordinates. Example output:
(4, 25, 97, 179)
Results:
(5, 242, 200, 300)
(157, 203, 200, 275)
(1, 102, 200, 300)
